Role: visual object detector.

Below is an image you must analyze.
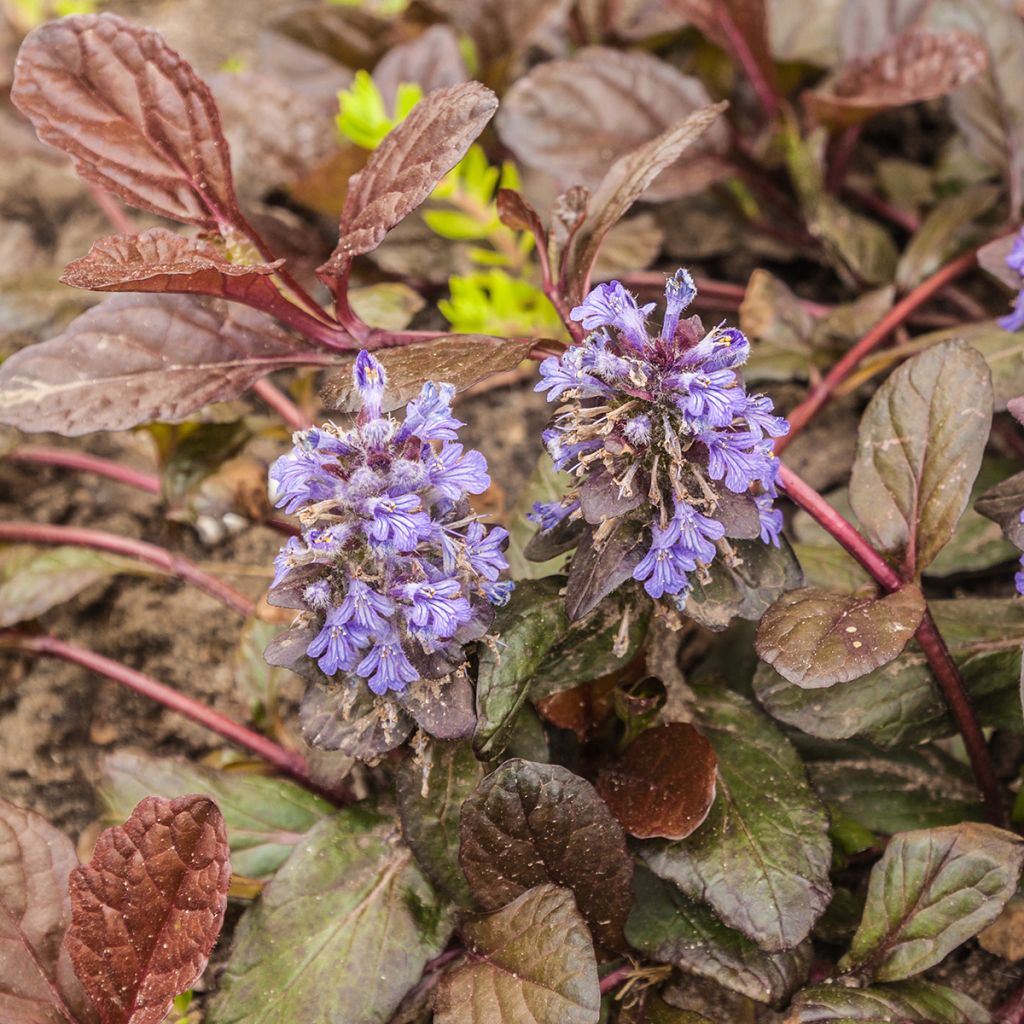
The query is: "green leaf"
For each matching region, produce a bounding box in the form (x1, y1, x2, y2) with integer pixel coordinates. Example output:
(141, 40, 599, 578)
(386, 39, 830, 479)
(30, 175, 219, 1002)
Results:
(505, 454, 574, 580)
(684, 537, 804, 632)
(395, 740, 484, 906)
(640, 686, 832, 952)
(815, 195, 899, 286)
(459, 759, 633, 950)
(803, 739, 983, 834)
(976, 467, 1024, 548)
(626, 867, 811, 1006)
(208, 807, 453, 1024)
(754, 597, 1024, 747)
(347, 282, 426, 331)
(435, 884, 600, 1024)
(232, 616, 293, 733)
(839, 824, 1024, 982)
(895, 186, 999, 290)
(788, 980, 992, 1023)
(849, 340, 993, 575)
(530, 589, 651, 698)
(0, 544, 155, 627)
(473, 578, 569, 758)
(755, 585, 925, 688)
(99, 749, 331, 880)
(792, 542, 872, 592)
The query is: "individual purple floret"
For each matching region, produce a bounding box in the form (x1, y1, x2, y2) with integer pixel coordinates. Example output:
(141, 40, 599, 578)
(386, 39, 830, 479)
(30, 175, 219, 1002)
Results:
(269, 351, 512, 695)
(531, 269, 788, 609)
(1000, 233, 1024, 333)
(1016, 510, 1024, 596)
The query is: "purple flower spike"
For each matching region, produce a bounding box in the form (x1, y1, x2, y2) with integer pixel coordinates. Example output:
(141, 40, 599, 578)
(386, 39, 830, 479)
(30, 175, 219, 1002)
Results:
(269, 355, 513, 700)
(661, 268, 696, 343)
(570, 280, 654, 350)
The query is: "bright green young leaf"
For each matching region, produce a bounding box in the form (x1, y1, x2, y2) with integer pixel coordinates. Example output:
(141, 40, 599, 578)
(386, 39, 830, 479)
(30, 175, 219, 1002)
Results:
(395, 740, 484, 906)
(0, 544, 157, 628)
(849, 340, 993, 575)
(626, 867, 811, 1006)
(208, 807, 452, 1024)
(439, 269, 563, 337)
(474, 578, 569, 758)
(435, 884, 600, 1024)
(336, 70, 423, 149)
(839, 823, 1024, 982)
(755, 585, 925, 689)
(99, 750, 331, 879)
(788, 980, 991, 1023)
(640, 686, 832, 952)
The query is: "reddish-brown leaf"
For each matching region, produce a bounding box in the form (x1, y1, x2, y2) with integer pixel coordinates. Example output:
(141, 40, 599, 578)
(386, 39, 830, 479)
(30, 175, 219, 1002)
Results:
(65, 795, 230, 1024)
(372, 25, 467, 113)
(597, 723, 718, 840)
(320, 82, 498, 275)
(0, 294, 318, 436)
(61, 229, 285, 306)
(805, 31, 989, 128)
(0, 798, 91, 1024)
(11, 14, 240, 229)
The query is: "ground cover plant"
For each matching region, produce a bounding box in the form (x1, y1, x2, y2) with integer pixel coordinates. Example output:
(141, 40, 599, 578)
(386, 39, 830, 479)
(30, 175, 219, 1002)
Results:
(7, 1, 1024, 1021)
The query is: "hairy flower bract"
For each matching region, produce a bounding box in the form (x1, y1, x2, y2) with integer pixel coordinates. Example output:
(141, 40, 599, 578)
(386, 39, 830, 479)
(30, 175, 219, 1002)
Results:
(268, 352, 512, 695)
(532, 269, 788, 608)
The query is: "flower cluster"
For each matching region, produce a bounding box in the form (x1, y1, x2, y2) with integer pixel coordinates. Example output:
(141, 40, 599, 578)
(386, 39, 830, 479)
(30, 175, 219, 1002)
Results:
(999, 231, 1024, 333)
(532, 269, 788, 606)
(269, 351, 512, 695)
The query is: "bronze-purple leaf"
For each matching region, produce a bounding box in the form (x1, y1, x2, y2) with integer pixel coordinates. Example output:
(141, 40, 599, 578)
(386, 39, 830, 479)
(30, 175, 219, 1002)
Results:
(320, 81, 498, 275)
(805, 31, 989, 128)
(64, 794, 230, 1024)
(11, 14, 240, 229)
(0, 294, 318, 436)
(373, 25, 468, 112)
(0, 798, 91, 1024)
(61, 229, 285, 306)
(597, 723, 718, 841)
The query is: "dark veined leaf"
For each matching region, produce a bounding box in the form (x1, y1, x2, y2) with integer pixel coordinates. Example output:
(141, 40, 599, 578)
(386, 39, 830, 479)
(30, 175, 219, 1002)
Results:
(641, 686, 832, 952)
(208, 808, 453, 1024)
(565, 521, 647, 621)
(566, 101, 728, 298)
(849, 340, 992, 575)
(803, 739, 983, 834)
(788, 980, 991, 1023)
(435, 884, 600, 1024)
(496, 47, 727, 204)
(98, 750, 331, 880)
(0, 545, 155, 628)
(597, 723, 718, 841)
(804, 31, 988, 128)
(755, 585, 925, 689)
(320, 82, 498, 273)
(0, 798, 89, 1024)
(976, 468, 1024, 547)
(12, 14, 239, 229)
(839, 824, 1024, 982)
(0, 294, 318, 436)
(459, 759, 633, 951)
(60, 229, 285, 307)
(754, 596, 1024, 747)
(321, 335, 531, 413)
(372, 24, 467, 112)
(626, 867, 811, 1006)
(395, 740, 484, 906)
(474, 578, 569, 758)
(66, 795, 230, 1024)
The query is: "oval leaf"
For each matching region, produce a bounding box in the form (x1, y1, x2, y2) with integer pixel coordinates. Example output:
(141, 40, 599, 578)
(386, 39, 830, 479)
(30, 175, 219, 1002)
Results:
(640, 687, 832, 952)
(849, 339, 993, 575)
(597, 723, 717, 841)
(321, 81, 498, 270)
(0, 798, 86, 1024)
(208, 808, 452, 1024)
(66, 794, 230, 1024)
(838, 823, 1024, 982)
(755, 585, 925, 689)
(788, 980, 991, 1023)
(459, 759, 633, 950)
(12, 14, 239, 229)
(0, 294, 316, 436)
(435, 883, 600, 1024)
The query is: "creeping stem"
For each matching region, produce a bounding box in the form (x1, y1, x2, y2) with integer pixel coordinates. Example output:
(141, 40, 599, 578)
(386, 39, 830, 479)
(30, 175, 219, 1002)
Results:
(777, 464, 1004, 825)
(0, 521, 255, 617)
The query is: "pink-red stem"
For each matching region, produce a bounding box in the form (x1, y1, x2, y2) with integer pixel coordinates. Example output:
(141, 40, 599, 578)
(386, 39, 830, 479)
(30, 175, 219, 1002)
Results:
(1, 631, 313, 788)
(599, 965, 633, 996)
(252, 378, 310, 431)
(0, 521, 255, 617)
(777, 464, 1003, 825)
(6, 446, 161, 494)
(777, 246, 981, 452)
